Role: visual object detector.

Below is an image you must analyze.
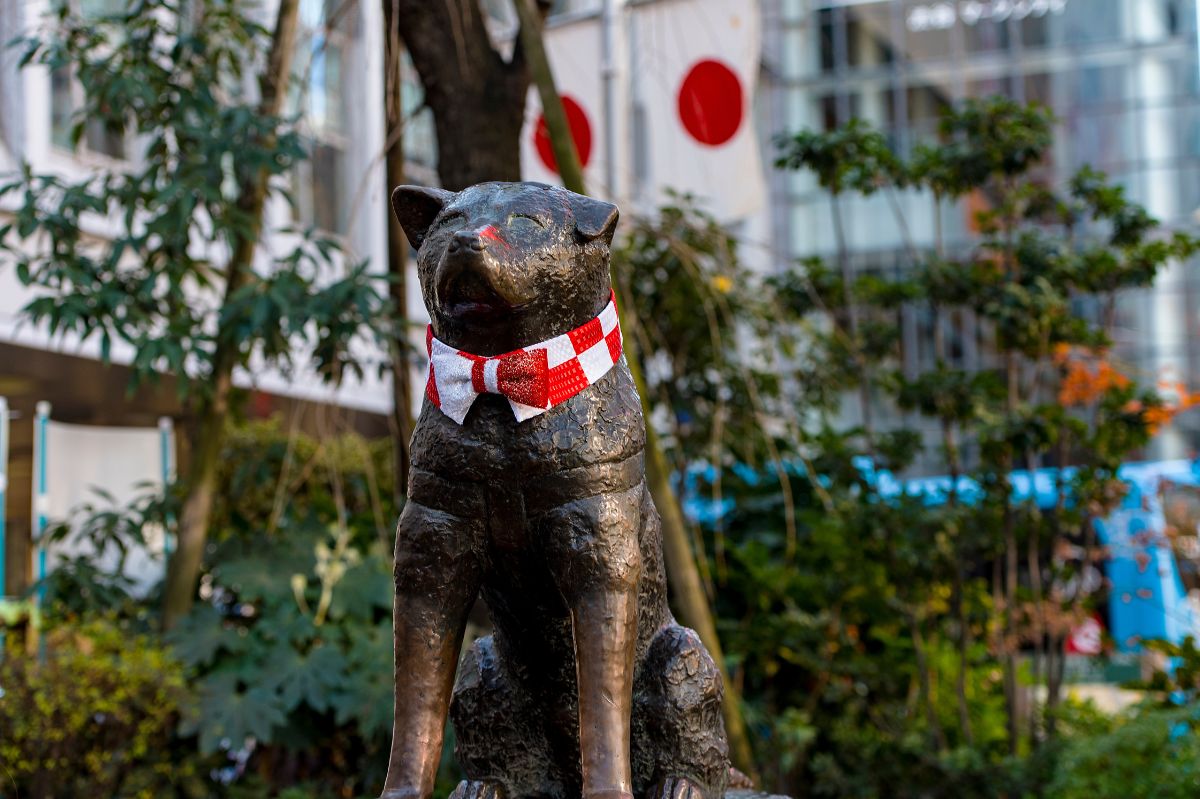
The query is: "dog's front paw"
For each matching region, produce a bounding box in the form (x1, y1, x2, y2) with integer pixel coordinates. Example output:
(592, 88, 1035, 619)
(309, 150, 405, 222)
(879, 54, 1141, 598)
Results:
(448, 780, 507, 799)
(649, 776, 708, 799)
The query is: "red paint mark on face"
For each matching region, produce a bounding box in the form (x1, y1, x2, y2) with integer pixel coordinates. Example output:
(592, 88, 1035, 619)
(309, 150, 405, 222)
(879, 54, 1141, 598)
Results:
(479, 224, 507, 247)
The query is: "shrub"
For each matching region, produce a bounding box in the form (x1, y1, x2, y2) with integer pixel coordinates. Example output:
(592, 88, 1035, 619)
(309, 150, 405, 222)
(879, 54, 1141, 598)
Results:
(0, 619, 202, 797)
(1047, 705, 1200, 798)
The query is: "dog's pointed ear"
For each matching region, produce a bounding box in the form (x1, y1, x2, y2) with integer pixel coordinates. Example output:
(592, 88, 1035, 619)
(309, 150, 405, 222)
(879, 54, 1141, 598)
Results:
(568, 192, 619, 246)
(391, 185, 454, 249)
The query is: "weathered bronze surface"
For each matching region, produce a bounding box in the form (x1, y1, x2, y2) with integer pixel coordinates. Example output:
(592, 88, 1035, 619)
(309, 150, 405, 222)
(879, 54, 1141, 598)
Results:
(381, 182, 731, 799)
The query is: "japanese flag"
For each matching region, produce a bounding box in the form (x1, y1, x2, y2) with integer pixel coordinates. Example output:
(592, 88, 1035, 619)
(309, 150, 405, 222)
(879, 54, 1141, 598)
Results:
(521, 0, 765, 223)
(630, 0, 765, 221)
(520, 18, 609, 195)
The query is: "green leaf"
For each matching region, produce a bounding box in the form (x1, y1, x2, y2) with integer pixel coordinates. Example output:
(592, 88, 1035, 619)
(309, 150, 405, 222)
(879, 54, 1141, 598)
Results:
(166, 604, 246, 668)
(326, 559, 393, 621)
(185, 673, 288, 753)
(272, 643, 348, 713)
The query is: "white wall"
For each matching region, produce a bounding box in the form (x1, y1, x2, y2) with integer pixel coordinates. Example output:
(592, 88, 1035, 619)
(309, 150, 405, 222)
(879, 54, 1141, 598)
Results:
(0, 0, 416, 417)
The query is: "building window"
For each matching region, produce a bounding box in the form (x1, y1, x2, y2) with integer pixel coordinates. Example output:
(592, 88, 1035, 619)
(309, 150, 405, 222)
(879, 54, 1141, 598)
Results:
(49, 0, 129, 160)
(291, 0, 357, 236)
(400, 52, 438, 172)
(548, 0, 601, 18)
(846, 1, 895, 71)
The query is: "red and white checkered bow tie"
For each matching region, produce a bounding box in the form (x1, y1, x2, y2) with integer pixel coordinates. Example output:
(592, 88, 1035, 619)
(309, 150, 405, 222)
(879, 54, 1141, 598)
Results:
(425, 292, 623, 424)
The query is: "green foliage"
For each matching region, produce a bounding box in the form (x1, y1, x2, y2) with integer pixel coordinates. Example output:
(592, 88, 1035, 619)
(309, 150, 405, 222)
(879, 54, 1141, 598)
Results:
(0, 0, 393, 396)
(613, 196, 792, 466)
(210, 417, 395, 546)
(775, 118, 903, 196)
(1047, 705, 1200, 798)
(0, 618, 206, 797)
(169, 418, 398, 793)
(616, 96, 1200, 797)
(39, 485, 176, 622)
(27, 418, 404, 796)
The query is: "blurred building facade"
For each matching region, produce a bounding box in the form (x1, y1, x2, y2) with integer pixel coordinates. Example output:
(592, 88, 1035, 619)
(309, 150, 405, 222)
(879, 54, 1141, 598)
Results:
(758, 0, 1200, 469)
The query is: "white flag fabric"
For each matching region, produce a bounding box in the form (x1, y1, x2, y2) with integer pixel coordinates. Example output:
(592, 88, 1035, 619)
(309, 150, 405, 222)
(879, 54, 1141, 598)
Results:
(521, 0, 765, 222)
(42, 420, 172, 596)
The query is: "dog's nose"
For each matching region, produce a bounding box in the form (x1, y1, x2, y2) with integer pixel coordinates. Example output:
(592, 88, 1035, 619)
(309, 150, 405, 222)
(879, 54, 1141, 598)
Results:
(449, 229, 486, 253)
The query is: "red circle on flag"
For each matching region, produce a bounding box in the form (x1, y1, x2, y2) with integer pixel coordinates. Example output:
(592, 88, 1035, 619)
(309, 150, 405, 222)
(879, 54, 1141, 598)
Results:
(677, 59, 744, 146)
(534, 95, 593, 174)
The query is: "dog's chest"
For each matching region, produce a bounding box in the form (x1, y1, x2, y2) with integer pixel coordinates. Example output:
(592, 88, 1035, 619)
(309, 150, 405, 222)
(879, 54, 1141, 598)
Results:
(410, 361, 645, 482)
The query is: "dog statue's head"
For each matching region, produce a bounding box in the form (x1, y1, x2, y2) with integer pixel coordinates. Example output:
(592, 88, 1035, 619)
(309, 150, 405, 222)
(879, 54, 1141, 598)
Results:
(392, 181, 619, 355)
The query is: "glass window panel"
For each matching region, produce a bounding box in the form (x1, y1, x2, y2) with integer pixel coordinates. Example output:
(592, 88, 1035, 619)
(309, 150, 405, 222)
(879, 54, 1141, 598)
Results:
(401, 52, 437, 168)
(1139, 105, 1182, 166)
(325, 0, 360, 35)
(789, 200, 838, 257)
(549, 0, 600, 18)
(1139, 166, 1183, 221)
(50, 63, 125, 158)
(785, 160, 820, 196)
(1061, 0, 1123, 45)
(85, 117, 125, 159)
(78, 0, 124, 16)
(967, 74, 1015, 100)
(1172, 163, 1200, 221)
(848, 193, 904, 253)
(1019, 4, 1057, 49)
(480, 0, 516, 28)
(818, 9, 837, 73)
(295, 140, 347, 234)
(846, 2, 895, 70)
(852, 84, 896, 130)
(1068, 64, 1128, 109)
(308, 41, 346, 137)
(407, 107, 438, 169)
(1065, 109, 1134, 169)
(1131, 0, 1191, 43)
(292, 0, 357, 234)
(964, 15, 1010, 55)
(50, 66, 74, 150)
(781, 28, 810, 80)
(819, 93, 840, 131)
(1181, 104, 1200, 160)
(903, 1, 955, 63)
(1023, 72, 1053, 107)
(311, 142, 345, 234)
(1134, 55, 1184, 104)
(905, 80, 954, 140)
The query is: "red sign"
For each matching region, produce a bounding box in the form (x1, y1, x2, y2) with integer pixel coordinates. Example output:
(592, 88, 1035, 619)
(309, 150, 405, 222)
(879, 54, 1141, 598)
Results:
(1066, 615, 1104, 655)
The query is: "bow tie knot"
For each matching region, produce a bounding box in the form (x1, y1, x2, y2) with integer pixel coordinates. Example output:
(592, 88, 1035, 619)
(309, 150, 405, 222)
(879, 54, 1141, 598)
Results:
(463, 348, 550, 410)
(425, 293, 622, 424)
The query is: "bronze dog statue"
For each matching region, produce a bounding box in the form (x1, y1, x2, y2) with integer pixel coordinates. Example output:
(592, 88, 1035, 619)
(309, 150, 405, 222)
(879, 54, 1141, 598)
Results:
(381, 181, 730, 799)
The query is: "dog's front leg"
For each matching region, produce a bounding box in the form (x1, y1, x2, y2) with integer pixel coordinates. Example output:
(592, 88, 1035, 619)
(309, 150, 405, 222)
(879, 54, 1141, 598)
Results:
(382, 499, 484, 799)
(544, 486, 644, 799)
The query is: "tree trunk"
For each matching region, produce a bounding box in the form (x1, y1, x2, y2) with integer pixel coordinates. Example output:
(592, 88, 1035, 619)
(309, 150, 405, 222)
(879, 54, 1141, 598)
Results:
(513, 0, 585, 193)
(383, 0, 413, 503)
(389, 0, 534, 191)
(162, 0, 302, 630)
(909, 611, 948, 752)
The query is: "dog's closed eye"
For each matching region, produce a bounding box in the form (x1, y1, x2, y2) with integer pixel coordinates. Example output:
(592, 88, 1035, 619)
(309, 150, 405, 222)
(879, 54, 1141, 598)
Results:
(510, 212, 548, 228)
(436, 211, 467, 228)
